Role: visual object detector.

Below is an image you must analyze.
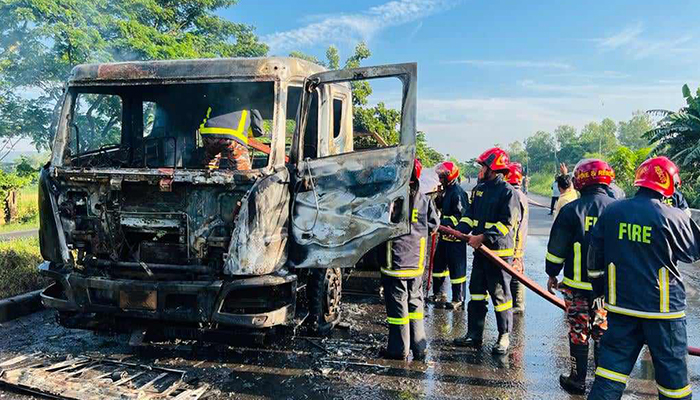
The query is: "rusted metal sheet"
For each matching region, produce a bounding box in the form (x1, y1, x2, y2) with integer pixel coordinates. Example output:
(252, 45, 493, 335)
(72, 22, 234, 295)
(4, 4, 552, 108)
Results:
(0, 355, 208, 400)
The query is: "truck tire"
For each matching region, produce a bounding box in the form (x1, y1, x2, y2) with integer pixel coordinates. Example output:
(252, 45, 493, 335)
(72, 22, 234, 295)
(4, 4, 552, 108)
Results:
(307, 268, 342, 335)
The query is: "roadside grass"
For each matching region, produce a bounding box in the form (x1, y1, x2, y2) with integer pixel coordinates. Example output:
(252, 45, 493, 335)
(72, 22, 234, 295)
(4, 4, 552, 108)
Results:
(0, 185, 39, 234)
(0, 237, 46, 299)
(528, 172, 555, 197)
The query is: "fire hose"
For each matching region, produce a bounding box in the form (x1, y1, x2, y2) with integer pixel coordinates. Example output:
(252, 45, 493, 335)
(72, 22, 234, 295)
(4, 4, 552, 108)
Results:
(437, 225, 700, 357)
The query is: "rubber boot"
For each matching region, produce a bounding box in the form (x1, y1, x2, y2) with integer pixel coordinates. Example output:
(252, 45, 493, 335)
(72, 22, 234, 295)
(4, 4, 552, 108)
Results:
(559, 342, 588, 395)
(492, 333, 510, 355)
(510, 279, 526, 314)
(454, 301, 486, 347)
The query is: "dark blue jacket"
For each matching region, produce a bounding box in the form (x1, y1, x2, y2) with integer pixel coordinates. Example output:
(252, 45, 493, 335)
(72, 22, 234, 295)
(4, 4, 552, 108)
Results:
(436, 181, 469, 242)
(588, 189, 700, 319)
(382, 190, 440, 279)
(456, 175, 520, 258)
(546, 185, 616, 291)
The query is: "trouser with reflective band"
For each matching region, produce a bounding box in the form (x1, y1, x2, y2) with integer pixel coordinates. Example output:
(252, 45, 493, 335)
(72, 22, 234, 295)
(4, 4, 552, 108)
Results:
(561, 287, 607, 345)
(588, 313, 691, 400)
(202, 137, 251, 170)
(467, 253, 513, 334)
(431, 240, 467, 302)
(510, 257, 526, 311)
(382, 275, 427, 358)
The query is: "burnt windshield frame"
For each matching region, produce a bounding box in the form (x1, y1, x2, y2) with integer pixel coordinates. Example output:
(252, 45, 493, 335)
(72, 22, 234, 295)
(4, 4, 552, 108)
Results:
(54, 79, 281, 169)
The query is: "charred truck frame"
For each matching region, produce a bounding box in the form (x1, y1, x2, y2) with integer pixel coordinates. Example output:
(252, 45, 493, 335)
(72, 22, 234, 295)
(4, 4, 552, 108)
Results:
(38, 57, 417, 340)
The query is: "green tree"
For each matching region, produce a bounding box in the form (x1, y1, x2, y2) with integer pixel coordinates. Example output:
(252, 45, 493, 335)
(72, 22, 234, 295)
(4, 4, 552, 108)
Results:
(580, 118, 618, 155)
(607, 145, 652, 194)
(554, 125, 585, 168)
(415, 131, 443, 167)
(507, 141, 528, 165)
(0, 0, 268, 151)
(288, 51, 324, 66)
(645, 84, 700, 182)
(525, 131, 556, 173)
(618, 111, 653, 150)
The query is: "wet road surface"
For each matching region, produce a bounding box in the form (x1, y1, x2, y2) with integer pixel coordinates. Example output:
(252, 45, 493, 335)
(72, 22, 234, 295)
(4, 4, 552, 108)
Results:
(1, 198, 699, 399)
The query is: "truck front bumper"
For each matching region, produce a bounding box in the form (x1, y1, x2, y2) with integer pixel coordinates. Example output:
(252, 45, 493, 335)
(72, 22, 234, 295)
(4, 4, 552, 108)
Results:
(38, 262, 297, 330)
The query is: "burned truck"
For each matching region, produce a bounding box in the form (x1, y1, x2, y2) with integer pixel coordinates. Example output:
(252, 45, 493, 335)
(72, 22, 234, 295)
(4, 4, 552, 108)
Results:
(37, 57, 417, 340)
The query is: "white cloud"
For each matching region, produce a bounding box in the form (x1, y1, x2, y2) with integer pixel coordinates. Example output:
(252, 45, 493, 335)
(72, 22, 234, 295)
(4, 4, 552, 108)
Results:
(263, 0, 460, 53)
(447, 60, 572, 69)
(596, 23, 695, 60)
(418, 81, 694, 158)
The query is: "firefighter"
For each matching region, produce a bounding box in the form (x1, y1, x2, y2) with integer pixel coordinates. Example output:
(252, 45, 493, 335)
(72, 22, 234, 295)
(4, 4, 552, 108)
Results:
(587, 156, 699, 400)
(380, 159, 440, 361)
(199, 107, 264, 170)
(663, 182, 691, 217)
(545, 159, 616, 394)
(431, 161, 470, 309)
(505, 162, 528, 313)
(453, 147, 520, 354)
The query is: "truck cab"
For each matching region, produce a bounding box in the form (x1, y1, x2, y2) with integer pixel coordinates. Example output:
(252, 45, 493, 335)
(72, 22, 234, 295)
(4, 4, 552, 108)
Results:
(38, 57, 417, 339)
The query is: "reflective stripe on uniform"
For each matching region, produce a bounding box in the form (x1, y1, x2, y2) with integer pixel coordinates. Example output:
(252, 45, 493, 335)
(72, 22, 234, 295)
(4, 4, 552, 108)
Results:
(657, 383, 692, 399)
(595, 367, 629, 384)
(387, 316, 409, 325)
(573, 242, 582, 281)
(604, 304, 686, 320)
(451, 276, 467, 284)
(562, 277, 593, 291)
(608, 262, 616, 305)
(659, 267, 670, 313)
(459, 217, 477, 227)
(443, 215, 459, 226)
(588, 269, 604, 279)
(381, 238, 426, 278)
(433, 270, 450, 277)
(408, 312, 424, 320)
(491, 248, 514, 257)
(484, 221, 510, 236)
(546, 252, 565, 264)
(471, 293, 489, 301)
(200, 109, 250, 144)
(495, 300, 513, 312)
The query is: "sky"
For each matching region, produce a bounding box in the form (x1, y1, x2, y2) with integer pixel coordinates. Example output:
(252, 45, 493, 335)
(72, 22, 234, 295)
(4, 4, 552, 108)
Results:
(219, 0, 700, 159)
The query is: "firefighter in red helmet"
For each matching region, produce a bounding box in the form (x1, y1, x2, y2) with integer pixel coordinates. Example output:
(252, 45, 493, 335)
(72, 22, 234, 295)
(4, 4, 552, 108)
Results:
(505, 162, 528, 313)
(588, 157, 700, 400)
(380, 159, 440, 360)
(431, 161, 470, 309)
(545, 158, 615, 394)
(454, 147, 520, 354)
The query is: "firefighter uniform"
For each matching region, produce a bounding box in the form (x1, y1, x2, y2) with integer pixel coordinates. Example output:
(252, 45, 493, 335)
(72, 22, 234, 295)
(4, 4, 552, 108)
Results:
(199, 108, 264, 170)
(587, 188, 700, 400)
(457, 175, 520, 341)
(381, 189, 440, 359)
(547, 184, 614, 393)
(432, 181, 469, 304)
(664, 190, 691, 216)
(511, 184, 528, 312)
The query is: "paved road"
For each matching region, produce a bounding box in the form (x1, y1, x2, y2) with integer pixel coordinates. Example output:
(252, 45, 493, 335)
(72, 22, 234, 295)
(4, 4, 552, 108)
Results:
(0, 192, 699, 399)
(0, 229, 38, 241)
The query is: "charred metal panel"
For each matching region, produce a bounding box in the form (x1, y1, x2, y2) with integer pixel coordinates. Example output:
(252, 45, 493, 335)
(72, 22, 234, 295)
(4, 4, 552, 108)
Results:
(289, 63, 417, 269)
(69, 57, 326, 85)
(290, 146, 413, 269)
(225, 167, 290, 276)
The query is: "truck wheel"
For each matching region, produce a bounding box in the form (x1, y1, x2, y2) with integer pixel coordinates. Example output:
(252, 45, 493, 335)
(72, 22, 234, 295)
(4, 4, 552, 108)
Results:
(307, 268, 342, 335)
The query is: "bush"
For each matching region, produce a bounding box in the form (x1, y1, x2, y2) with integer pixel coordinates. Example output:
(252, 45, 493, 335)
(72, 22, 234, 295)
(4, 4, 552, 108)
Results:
(528, 172, 556, 196)
(0, 237, 47, 299)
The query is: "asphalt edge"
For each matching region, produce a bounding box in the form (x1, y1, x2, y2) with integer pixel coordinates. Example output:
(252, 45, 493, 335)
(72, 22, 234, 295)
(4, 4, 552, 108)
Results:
(0, 289, 43, 323)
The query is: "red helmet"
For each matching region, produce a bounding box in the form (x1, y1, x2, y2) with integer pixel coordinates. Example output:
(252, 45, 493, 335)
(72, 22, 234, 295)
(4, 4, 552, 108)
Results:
(634, 156, 680, 197)
(505, 162, 523, 186)
(573, 159, 615, 191)
(436, 161, 459, 183)
(413, 158, 423, 180)
(476, 147, 510, 172)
